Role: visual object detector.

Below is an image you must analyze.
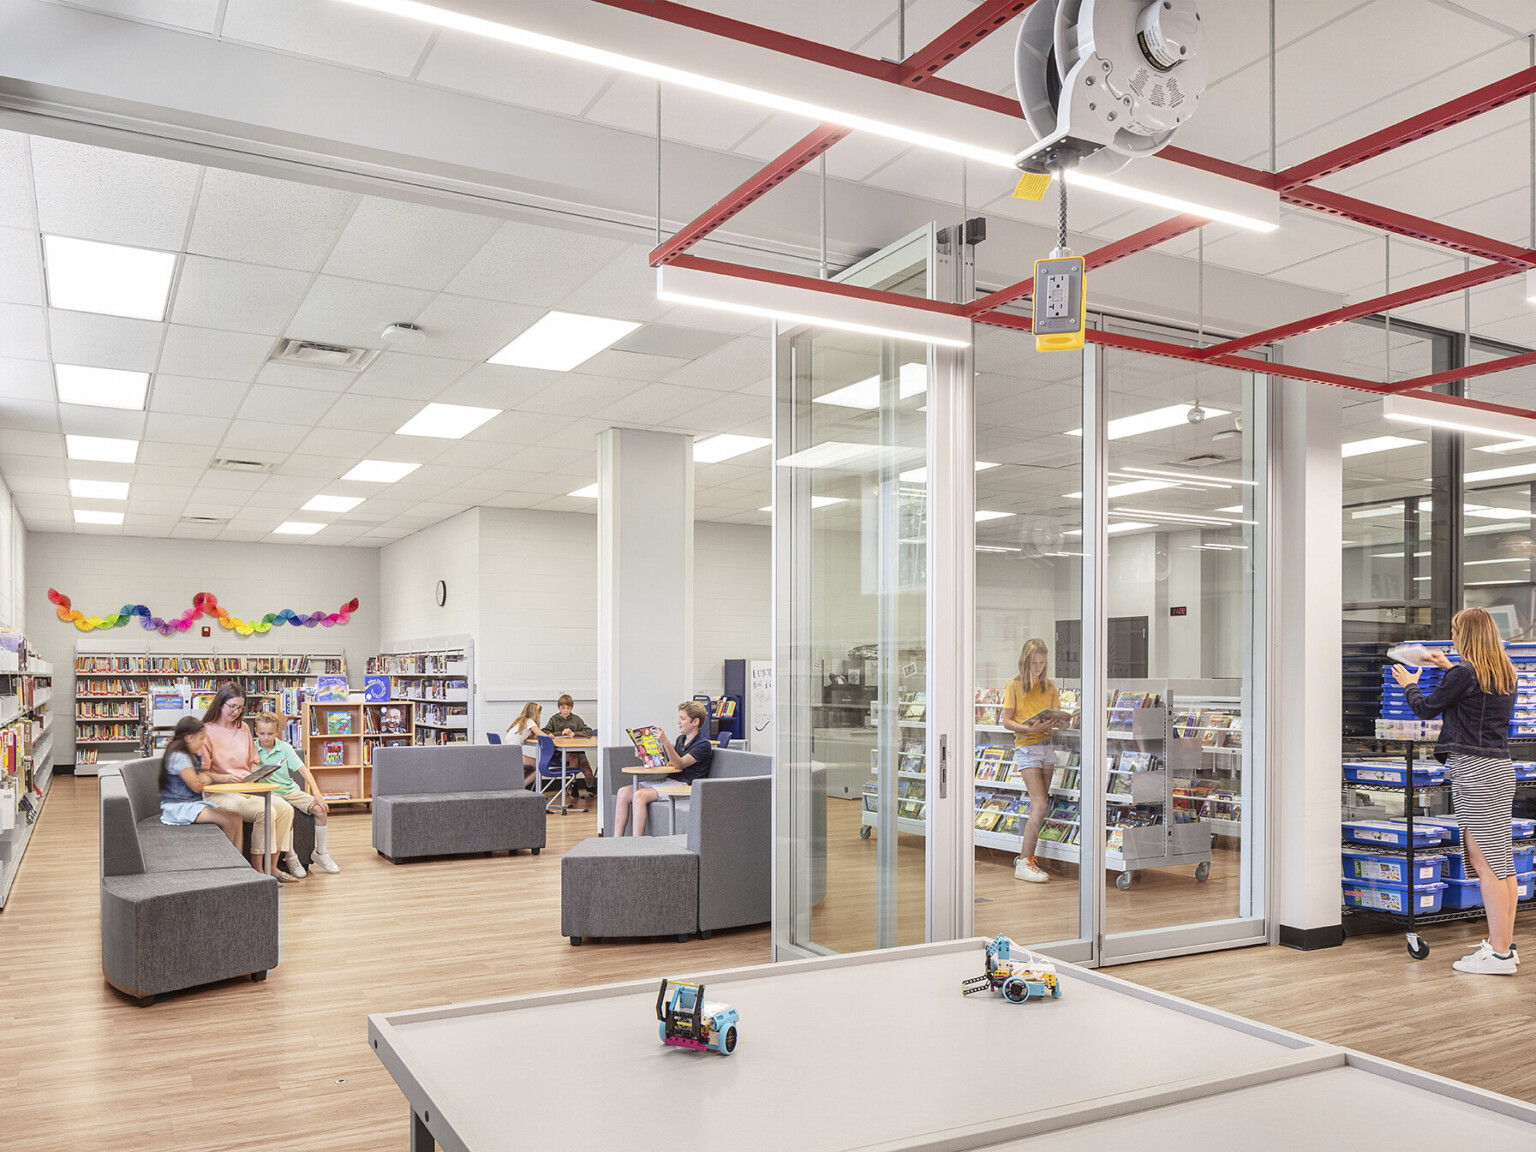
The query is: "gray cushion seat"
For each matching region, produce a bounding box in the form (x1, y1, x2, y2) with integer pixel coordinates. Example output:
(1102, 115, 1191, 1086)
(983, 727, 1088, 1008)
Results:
(561, 835, 699, 944)
(100, 759, 279, 1004)
(371, 746, 547, 863)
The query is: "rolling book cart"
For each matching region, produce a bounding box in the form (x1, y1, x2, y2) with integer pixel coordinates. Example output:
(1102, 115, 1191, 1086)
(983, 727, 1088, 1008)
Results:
(1341, 737, 1536, 959)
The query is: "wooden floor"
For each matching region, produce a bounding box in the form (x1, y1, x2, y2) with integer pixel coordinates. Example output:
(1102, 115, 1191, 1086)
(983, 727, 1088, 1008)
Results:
(4, 777, 1534, 1152)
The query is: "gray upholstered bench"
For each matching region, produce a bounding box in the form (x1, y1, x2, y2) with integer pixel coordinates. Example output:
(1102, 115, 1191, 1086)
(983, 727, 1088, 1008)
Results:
(560, 836, 699, 945)
(372, 745, 547, 864)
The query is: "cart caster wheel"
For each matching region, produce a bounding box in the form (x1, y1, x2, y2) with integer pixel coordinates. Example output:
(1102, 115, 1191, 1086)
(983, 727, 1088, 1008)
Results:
(1194, 862, 1210, 882)
(1116, 871, 1133, 891)
(1407, 933, 1430, 960)
(859, 826, 871, 839)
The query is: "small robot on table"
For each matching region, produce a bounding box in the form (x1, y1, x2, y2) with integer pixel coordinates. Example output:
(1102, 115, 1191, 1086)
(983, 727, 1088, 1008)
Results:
(962, 934, 1062, 1004)
(656, 978, 739, 1055)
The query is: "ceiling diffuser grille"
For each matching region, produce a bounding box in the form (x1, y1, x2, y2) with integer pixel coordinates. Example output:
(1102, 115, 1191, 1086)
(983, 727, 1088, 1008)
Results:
(269, 338, 378, 370)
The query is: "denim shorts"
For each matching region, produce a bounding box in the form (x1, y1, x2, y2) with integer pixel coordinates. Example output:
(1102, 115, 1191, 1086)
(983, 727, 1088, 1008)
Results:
(1012, 744, 1053, 771)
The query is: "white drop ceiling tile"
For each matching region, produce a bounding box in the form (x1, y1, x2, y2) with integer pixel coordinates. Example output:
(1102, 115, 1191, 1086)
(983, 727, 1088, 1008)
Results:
(30, 135, 198, 250)
(0, 357, 56, 402)
(169, 523, 223, 538)
(691, 0, 890, 50)
(586, 76, 768, 151)
(241, 488, 304, 510)
(219, 420, 307, 453)
(170, 255, 313, 334)
(662, 334, 770, 391)
(515, 371, 643, 417)
(220, 0, 436, 75)
(59, 404, 145, 438)
(47, 309, 165, 372)
(672, 391, 769, 436)
(860, 146, 974, 206)
(274, 453, 349, 478)
(556, 254, 670, 324)
(497, 446, 590, 476)
(259, 471, 334, 494)
(433, 362, 560, 409)
(0, 399, 58, 433)
(356, 434, 449, 465)
(321, 393, 424, 434)
(0, 304, 50, 361)
(322, 197, 500, 291)
(252, 360, 358, 393)
(234, 383, 340, 426)
(1470, 314, 1536, 347)
(578, 348, 690, 382)
(0, 131, 35, 231)
(1, 473, 64, 495)
(148, 375, 250, 418)
(520, 472, 593, 497)
(179, 500, 243, 520)
(56, 0, 222, 31)
(479, 491, 549, 510)
(131, 463, 206, 485)
(403, 500, 471, 521)
(0, 452, 66, 479)
(158, 326, 275, 382)
(402, 461, 490, 488)
(730, 113, 829, 163)
(656, 303, 767, 337)
(349, 351, 473, 399)
(142, 411, 228, 446)
(822, 135, 913, 183)
(294, 426, 386, 458)
(12, 491, 70, 512)
(408, 294, 545, 362)
(425, 439, 523, 471)
(189, 168, 357, 272)
(137, 440, 212, 468)
(0, 227, 41, 306)
(285, 275, 434, 350)
(416, 28, 616, 113)
(446, 223, 632, 308)
(0, 429, 63, 457)
(603, 381, 718, 425)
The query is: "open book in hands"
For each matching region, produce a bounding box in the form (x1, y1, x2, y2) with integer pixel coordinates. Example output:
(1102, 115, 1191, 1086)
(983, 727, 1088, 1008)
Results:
(1029, 708, 1078, 730)
(626, 725, 672, 769)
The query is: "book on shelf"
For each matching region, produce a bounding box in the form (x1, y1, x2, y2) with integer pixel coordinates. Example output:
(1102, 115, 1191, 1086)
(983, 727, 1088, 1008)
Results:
(899, 739, 925, 773)
(314, 675, 349, 703)
(1198, 712, 1231, 747)
(1118, 749, 1152, 773)
(976, 705, 1002, 726)
(900, 692, 927, 721)
(326, 712, 353, 735)
(323, 741, 344, 766)
(364, 675, 390, 702)
(320, 792, 351, 802)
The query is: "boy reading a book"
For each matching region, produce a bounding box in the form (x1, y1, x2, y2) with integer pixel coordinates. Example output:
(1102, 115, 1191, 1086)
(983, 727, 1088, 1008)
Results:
(542, 694, 595, 796)
(612, 701, 713, 836)
(253, 712, 341, 875)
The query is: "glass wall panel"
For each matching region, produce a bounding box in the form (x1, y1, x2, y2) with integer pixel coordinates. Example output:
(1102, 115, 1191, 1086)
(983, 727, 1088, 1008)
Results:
(970, 322, 1085, 949)
(1464, 350, 1536, 638)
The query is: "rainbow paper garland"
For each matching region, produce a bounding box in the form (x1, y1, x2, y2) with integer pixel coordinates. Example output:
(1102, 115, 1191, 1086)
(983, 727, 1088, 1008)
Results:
(47, 589, 360, 636)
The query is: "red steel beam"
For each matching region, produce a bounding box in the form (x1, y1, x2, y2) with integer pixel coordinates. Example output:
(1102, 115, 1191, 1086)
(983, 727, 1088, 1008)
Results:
(650, 126, 850, 266)
(901, 0, 1036, 85)
(966, 214, 1208, 317)
(666, 253, 970, 319)
(1278, 66, 1536, 189)
(1282, 185, 1536, 268)
(1199, 262, 1518, 359)
(1384, 348, 1536, 394)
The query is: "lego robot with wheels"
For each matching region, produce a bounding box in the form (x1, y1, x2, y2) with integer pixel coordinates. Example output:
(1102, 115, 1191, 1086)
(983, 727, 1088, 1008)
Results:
(961, 934, 1062, 1003)
(656, 978, 739, 1055)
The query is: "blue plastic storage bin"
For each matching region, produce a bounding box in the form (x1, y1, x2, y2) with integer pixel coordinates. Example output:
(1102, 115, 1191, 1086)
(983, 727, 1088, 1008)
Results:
(1440, 847, 1536, 881)
(1515, 762, 1536, 781)
(1442, 871, 1536, 910)
(1342, 878, 1446, 915)
(1342, 849, 1444, 886)
(1344, 820, 1447, 849)
(1514, 817, 1536, 840)
(1404, 816, 1459, 844)
(1343, 762, 1449, 787)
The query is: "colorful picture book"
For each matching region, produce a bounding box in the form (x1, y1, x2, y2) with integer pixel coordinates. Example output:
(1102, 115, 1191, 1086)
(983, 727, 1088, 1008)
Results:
(323, 741, 344, 766)
(899, 739, 925, 773)
(364, 675, 390, 703)
(326, 711, 352, 735)
(626, 725, 672, 769)
(314, 675, 349, 703)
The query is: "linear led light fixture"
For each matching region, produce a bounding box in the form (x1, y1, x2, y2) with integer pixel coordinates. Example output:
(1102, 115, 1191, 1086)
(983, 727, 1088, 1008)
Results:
(975, 510, 1013, 522)
(1341, 435, 1424, 458)
(1473, 438, 1536, 454)
(303, 495, 365, 513)
(1384, 393, 1536, 442)
(274, 521, 325, 535)
(65, 435, 138, 464)
(1063, 479, 1181, 499)
(1466, 461, 1536, 483)
(338, 0, 1016, 168)
(1064, 157, 1279, 233)
(1066, 521, 1158, 536)
(1114, 506, 1257, 526)
(1066, 404, 1230, 440)
(396, 402, 500, 439)
(1465, 556, 1530, 566)
(1120, 465, 1254, 486)
(658, 264, 971, 349)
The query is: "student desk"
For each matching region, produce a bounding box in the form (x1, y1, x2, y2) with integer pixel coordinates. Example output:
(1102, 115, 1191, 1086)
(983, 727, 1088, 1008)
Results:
(366, 938, 1536, 1152)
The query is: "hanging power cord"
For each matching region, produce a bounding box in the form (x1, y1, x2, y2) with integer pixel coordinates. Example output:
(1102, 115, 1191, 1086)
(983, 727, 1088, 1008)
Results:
(1053, 168, 1070, 257)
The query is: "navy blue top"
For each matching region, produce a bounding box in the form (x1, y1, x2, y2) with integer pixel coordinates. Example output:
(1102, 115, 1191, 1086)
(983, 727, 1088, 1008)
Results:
(160, 750, 202, 806)
(672, 732, 714, 785)
(1405, 663, 1515, 762)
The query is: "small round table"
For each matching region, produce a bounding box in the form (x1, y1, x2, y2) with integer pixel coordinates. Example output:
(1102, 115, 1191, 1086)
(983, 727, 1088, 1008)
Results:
(204, 781, 280, 875)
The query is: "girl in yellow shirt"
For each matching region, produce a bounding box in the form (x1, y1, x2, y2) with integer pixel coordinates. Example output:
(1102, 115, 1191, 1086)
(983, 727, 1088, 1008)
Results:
(1002, 638, 1065, 884)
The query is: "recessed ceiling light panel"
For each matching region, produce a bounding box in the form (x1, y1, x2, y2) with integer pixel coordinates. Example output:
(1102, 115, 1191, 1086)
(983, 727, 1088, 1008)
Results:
(302, 495, 365, 513)
(66, 435, 138, 463)
(694, 434, 771, 463)
(489, 312, 642, 371)
(69, 479, 130, 500)
(396, 402, 500, 439)
(43, 235, 175, 321)
(73, 509, 124, 525)
(274, 521, 325, 535)
(343, 460, 421, 483)
(55, 365, 150, 411)
(569, 484, 600, 499)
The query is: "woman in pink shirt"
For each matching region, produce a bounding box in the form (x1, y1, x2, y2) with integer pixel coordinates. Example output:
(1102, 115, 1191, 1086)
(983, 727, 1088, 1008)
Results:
(199, 683, 300, 882)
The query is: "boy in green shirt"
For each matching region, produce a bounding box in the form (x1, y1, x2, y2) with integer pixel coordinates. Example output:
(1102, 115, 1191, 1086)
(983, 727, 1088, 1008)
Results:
(254, 712, 341, 874)
(542, 694, 595, 796)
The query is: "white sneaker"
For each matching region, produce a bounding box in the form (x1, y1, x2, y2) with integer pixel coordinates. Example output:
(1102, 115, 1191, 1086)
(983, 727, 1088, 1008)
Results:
(1452, 940, 1517, 975)
(310, 851, 341, 874)
(1015, 856, 1049, 884)
(275, 868, 301, 884)
(283, 852, 307, 879)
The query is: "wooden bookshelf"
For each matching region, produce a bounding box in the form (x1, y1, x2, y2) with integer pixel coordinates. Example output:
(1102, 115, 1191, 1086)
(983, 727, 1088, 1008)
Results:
(302, 700, 367, 809)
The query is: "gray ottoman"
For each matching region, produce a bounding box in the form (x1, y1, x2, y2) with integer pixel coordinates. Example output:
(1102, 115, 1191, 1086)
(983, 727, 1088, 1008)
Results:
(561, 835, 698, 945)
(373, 790, 547, 863)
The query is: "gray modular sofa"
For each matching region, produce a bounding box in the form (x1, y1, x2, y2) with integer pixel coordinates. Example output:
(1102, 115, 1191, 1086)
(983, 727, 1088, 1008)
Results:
(563, 756, 771, 944)
(599, 743, 770, 835)
(371, 744, 547, 864)
(99, 759, 279, 1005)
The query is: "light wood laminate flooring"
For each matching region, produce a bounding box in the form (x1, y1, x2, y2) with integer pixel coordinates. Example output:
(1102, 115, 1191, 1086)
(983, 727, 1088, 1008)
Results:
(3, 777, 1533, 1152)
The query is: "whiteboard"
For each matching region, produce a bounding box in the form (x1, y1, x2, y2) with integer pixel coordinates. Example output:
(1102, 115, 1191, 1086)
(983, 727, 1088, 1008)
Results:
(749, 660, 772, 754)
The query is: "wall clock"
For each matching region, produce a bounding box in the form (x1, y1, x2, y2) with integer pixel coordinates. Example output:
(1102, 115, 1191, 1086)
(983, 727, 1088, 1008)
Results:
(435, 580, 447, 607)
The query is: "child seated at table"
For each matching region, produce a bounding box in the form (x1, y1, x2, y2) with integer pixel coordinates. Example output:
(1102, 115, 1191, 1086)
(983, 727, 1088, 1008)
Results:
(612, 701, 713, 836)
(542, 694, 595, 796)
(253, 713, 341, 875)
(507, 702, 543, 788)
(159, 716, 242, 847)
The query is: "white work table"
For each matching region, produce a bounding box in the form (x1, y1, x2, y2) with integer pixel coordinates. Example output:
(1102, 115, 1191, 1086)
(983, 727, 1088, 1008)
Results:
(368, 939, 1536, 1152)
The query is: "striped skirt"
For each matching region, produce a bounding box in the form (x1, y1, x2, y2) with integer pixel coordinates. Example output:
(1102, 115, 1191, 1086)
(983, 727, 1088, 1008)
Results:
(1446, 754, 1517, 880)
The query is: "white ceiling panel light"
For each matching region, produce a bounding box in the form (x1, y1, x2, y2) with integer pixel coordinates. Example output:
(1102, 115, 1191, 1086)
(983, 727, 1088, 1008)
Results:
(65, 435, 139, 463)
(302, 495, 365, 513)
(1472, 438, 1536, 454)
(274, 521, 325, 535)
(1065, 521, 1157, 536)
(1384, 393, 1536, 442)
(1466, 462, 1536, 483)
(55, 365, 151, 411)
(1063, 479, 1181, 499)
(899, 461, 1000, 484)
(1066, 404, 1230, 440)
(488, 312, 641, 371)
(1341, 435, 1424, 458)
(975, 510, 1013, 522)
(43, 235, 176, 321)
(396, 402, 501, 439)
(658, 263, 971, 349)
(336, 0, 1017, 168)
(694, 434, 771, 463)
(69, 479, 129, 500)
(569, 483, 600, 498)
(814, 364, 928, 409)
(1064, 158, 1279, 233)
(758, 497, 846, 512)
(342, 460, 421, 483)
(1120, 465, 1254, 486)
(73, 509, 124, 525)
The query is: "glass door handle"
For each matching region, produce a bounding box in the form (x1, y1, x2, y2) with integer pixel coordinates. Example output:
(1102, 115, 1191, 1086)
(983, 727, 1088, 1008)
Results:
(939, 734, 948, 799)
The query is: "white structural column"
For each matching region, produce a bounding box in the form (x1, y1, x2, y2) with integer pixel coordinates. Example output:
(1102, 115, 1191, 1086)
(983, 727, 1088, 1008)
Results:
(597, 429, 694, 828)
(1275, 373, 1344, 948)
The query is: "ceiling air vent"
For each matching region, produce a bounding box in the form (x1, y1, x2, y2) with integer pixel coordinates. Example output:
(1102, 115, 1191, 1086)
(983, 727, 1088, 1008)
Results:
(1172, 453, 1235, 468)
(269, 338, 378, 370)
(181, 515, 227, 525)
(211, 458, 273, 474)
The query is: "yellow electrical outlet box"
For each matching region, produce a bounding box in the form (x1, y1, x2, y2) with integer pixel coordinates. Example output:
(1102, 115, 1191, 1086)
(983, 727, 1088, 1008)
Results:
(1032, 255, 1086, 352)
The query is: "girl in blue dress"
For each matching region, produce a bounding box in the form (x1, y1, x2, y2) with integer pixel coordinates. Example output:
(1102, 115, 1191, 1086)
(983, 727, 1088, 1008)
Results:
(160, 716, 242, 847)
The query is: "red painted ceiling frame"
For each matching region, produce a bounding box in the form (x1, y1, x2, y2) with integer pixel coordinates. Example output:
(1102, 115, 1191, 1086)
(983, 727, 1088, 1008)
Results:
(607, 0, 1536, 414)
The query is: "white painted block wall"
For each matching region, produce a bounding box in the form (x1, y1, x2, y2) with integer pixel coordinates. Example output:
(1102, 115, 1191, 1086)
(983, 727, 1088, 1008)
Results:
(26, 532, 381, 767)
(0, 476, 23, 632)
